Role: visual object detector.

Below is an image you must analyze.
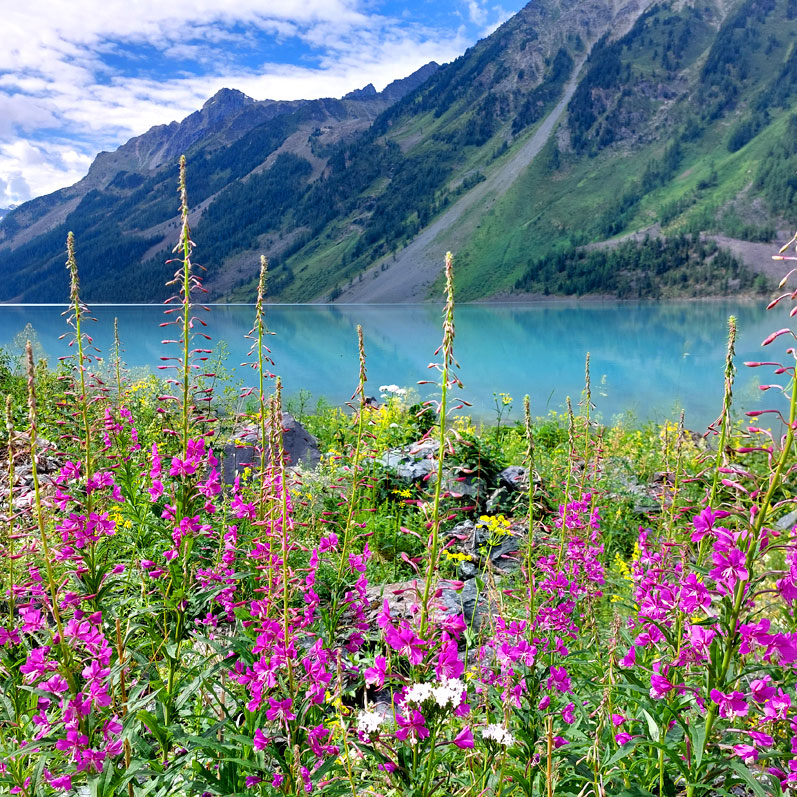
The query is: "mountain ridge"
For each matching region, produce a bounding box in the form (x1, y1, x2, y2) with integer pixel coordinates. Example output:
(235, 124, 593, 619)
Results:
(0, 0, 794, 304)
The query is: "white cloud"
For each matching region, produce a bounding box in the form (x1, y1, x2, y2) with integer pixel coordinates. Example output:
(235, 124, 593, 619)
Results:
(0, 0, 506, 204)
(466, 0, 488, 26)
(0, 140, 93, 206)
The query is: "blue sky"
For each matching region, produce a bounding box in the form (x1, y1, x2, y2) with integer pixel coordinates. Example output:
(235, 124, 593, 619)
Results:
(0, 0, 526, 207)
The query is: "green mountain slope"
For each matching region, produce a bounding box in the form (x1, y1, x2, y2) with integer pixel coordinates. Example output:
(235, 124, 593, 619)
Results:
(1, 0, 795, 304)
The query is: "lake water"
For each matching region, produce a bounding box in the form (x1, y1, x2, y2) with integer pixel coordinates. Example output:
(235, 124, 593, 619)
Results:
(0, 301, 788, 429)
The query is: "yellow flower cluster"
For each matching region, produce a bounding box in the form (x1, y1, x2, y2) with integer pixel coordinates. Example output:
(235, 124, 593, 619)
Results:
(443, 550, 471, 562)
(477, 514, 512, 537)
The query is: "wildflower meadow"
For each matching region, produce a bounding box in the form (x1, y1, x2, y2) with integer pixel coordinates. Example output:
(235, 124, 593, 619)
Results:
(2, 158, 797, 796)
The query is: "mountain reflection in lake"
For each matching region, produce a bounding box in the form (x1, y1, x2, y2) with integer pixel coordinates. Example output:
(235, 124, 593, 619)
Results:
(0, 301, 781, 429)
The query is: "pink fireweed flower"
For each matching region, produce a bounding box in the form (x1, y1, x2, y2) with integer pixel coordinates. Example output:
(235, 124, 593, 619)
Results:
(253, 728, 268, 751)
(265, 698, 296, 723)
(762, 689, 791, 722)
(395, 708, 429, 743)
(679, 573, 711, 613)
(650, 673, 676, 700)
(376, 599, 392, 630)
(733, 744, 758, 764)
(0, 627, 19, 646)
(750, 676, 776, 703)
(385, 621, 427, 665)
(47, 775, 72, 791)
(615, 732, 635, 746)
(619, 646, 636, 668)
(749, 731, 774, 748)
(709, 548, 749, 593)
(709, 689, 749, 719)
(318, 533, 338, 552)
(436, 632, 464, 680)
(55, 728, 89, 759)
(452, 726, 475, 749)
(561, 703, 576, 725)
(764, 632, 797, 665)
(690, 506, 727, 542)
(169, 455, 197, 477)
(547, 666, 571, 693)
(364, 656, 387, 689)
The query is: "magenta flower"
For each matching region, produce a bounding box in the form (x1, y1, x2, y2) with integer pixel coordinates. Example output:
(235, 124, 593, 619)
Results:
(364, 656, 387, 689)
(762, 689, 791, 722)
(619, 646, 636, 668)
(679, 573, 711, 613)
(48, 775, 72, 791)
(750, 676, 776, 703)
(691, 506, 725, 542)
(709, 548, 749, 592)
(561, 702, 576, 725)
(649, 673, 675, 700)
(547, 666, 571, 693)
(709, 689, 748, 719)
(169, 455, 197, 477)
(749, 730, 774, 748)
(253, 728, 268, 750)
(732, 744, 758, 764)
(452, 726, 475, 749)
(396, 708, 429, 742)
(55, 728, 89, 759)
(265, 697, 296, 723)
(615, 732, 634, 746)
(385, 621, 427, 665)
(436, 633, 464, 680)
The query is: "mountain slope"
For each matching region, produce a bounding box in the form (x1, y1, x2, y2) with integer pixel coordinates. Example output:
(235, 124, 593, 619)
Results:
(1, 0, 794, 304)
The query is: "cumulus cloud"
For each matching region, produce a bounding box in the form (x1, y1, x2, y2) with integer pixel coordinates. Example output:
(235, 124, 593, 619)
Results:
(0, 0, 517, 205)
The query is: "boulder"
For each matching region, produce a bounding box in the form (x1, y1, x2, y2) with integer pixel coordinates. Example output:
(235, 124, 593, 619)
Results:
(499, 465, 528, 491)
(379, 440, 437, 483)
(222, 412, 320, 483)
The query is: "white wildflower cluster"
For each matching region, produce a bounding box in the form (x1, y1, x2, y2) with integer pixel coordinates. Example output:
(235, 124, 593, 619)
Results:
(403, 679, 466, 709)
(356, 709, 384, 740)
(379, 384, 407, 398)
(482, 723, 516, 747)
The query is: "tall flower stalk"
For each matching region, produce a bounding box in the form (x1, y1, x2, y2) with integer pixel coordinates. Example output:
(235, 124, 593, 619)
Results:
(162, 155, 213, 456)
(420, 251, 462, 634)
(338, 325, 367, 580)
(65, 231, 95, 484)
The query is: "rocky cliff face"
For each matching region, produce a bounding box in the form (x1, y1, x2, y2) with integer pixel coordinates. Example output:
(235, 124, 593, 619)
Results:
(1, 0, 793, 304)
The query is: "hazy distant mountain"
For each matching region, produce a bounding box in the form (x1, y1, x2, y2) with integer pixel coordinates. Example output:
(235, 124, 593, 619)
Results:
(1, 0, 794, 304)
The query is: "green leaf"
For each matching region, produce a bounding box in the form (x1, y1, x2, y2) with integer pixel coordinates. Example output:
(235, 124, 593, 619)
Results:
(691, 721, 706, 772)
(138, 709, 169, 751)
(641, 708, 660, 742)
(728, 760, 771, 797)
(605, 738, 639, 767)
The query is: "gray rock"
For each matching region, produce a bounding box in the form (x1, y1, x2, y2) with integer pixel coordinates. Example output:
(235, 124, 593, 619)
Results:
(777, 508, 797, 531)
(440, 578, 497, 631)
(379, 441, 436, 483)
(499, 465, 528, 492)
(222, 412, 320, 483)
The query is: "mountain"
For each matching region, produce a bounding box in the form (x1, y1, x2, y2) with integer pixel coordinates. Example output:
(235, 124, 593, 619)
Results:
(1, 0, 795, 304)
(0, 206, 16, 222)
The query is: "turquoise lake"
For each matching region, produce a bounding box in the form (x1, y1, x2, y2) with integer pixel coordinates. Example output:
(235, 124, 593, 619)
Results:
(0, 301, 788, 429)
